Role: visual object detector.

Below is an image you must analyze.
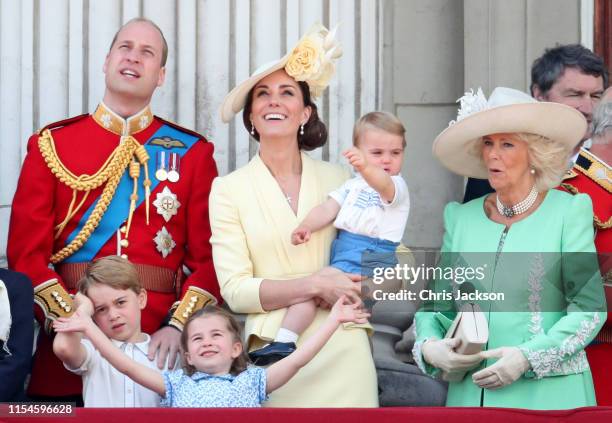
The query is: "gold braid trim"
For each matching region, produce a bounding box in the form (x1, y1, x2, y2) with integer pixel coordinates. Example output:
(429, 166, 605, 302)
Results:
(39, 129, 122, 191)
(38, 130, 145, 263)
(560, 183, 579, 195)
(595, 215, 612, 230)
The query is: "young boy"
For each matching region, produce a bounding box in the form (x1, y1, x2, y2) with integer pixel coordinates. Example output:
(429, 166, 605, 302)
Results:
(53, 256, 172, 407)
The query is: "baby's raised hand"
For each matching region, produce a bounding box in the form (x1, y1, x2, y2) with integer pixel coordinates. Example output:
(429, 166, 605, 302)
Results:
(329, 295, 370, 324)
(343, 147, 368, 172)
(291, 226, 311, 245)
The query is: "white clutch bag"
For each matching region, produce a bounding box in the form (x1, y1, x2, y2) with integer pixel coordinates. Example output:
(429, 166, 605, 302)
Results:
(442, 303, 488, 381)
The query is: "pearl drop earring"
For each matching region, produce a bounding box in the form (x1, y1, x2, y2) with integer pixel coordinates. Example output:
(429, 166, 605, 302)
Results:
(300, 123, 305, 136)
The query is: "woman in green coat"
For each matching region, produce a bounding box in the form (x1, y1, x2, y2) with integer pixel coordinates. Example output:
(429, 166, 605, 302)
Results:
(412, 87, 606, 409)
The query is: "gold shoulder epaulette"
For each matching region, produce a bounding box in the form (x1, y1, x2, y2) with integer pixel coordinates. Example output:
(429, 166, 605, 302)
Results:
(575, 149, 611, 193)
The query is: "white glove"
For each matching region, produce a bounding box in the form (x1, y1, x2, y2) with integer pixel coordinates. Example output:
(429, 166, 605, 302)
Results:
(421, 338, 484, 374)
(472, 347, 530, 389)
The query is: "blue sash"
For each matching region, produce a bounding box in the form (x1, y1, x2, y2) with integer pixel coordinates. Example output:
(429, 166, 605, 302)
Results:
(63, 125, 198, 263)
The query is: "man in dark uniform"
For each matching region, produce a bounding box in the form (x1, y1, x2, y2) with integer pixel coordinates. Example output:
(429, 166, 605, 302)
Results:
(8, 18, 220, 401)
(463, 44, 608, 202)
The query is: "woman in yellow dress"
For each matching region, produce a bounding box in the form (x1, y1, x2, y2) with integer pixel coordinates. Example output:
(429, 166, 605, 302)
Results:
(209, 24, 378, 407)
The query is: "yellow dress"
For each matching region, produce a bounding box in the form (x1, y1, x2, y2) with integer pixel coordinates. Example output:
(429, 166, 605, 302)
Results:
(209, 152, 379, 407)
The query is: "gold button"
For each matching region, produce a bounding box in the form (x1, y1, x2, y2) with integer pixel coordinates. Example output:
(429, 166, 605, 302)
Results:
(190, 296, 198, 302)
(120, 226, 127, 234)
(121, 254, 128, 259)
(51, 291, 59, 297)
(120, 239, 129, 248)
(60, 301, 67, 307)
(182, 312, 189, 318)
(64, 306, 71, 313)
(56, 296, 63, 303)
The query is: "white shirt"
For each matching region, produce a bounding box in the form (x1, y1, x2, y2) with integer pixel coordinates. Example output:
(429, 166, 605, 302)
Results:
(329, 174, 410, 242)
(66, 334, 168, 407)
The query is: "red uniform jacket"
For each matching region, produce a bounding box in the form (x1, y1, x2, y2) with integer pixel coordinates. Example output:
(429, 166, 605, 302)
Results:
(560, 149, 611, 281)
(561, 148, 611, 405)
(8, 104, 220, 397)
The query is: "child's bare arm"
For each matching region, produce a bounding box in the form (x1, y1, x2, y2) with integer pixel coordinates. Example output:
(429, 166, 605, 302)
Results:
(344, 147, 396, 203)
(292, 198, 341, 245)
(52, 293, 92, 369)
(53, 294, 166, 396)
(264, 296, 369, 393)
(53, 324, 88, 370)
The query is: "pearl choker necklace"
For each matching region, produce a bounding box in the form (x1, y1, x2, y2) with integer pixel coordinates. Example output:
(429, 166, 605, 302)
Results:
(496, 185, 538, 218)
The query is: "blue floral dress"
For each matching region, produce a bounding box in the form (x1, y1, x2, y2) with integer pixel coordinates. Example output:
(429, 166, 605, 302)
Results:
(161, 366, 267, 407)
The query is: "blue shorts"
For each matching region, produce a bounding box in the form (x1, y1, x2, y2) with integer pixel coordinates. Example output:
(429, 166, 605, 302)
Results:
(330, 230, 399, 276)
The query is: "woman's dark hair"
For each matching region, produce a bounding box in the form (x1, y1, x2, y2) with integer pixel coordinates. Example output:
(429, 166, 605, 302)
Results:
(530, 44, 609, 96)
(242, 80, 328, 151)
(180, 305, 250, 376)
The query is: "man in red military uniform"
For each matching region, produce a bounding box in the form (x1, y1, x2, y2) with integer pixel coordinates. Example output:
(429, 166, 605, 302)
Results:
(8, 18, 220, 400)
(561, 89, 611, 405)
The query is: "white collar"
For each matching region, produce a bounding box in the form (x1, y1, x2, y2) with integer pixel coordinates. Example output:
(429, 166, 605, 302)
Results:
(110, 333, 151, 355)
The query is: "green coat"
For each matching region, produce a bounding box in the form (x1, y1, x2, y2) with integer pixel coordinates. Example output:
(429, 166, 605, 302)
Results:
(413, 190, 606, 409)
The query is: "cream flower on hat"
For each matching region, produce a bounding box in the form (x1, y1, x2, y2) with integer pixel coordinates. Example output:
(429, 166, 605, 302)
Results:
(285, 24, 342, 98)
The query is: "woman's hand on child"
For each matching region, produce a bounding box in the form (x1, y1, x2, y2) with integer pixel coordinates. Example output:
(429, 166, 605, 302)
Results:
(343, 147, 368, 173)
(330, 295, 370, 324)
(291, 226, 311, 245)
(313, 266, 363, 307)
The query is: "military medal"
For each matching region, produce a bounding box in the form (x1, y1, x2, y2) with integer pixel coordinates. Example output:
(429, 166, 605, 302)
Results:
(154, 226, 176, 258)
(153, 186, 181, 222)
(155, 151, 168, 181)
(167, 152, 180, 183)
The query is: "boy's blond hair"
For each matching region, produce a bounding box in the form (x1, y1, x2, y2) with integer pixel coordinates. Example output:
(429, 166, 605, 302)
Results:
(353, 111, 406, 147)
(77, 256, 142, 295)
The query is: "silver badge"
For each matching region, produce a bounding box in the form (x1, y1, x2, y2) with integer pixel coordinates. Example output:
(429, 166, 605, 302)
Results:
(167, 152, 180, 183)
(156, 151, 168, 181)
(153, 186, 181, 222)
(154, 226, 176, 258)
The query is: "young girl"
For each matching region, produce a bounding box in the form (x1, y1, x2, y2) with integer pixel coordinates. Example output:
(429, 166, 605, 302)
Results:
(53, 294, 368, 407)
(249, 111, 409, 365)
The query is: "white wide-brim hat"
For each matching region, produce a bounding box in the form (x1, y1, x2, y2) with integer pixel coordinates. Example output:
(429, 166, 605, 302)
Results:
(220, 23, 341, 123)
(433, 87, 587, 178)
